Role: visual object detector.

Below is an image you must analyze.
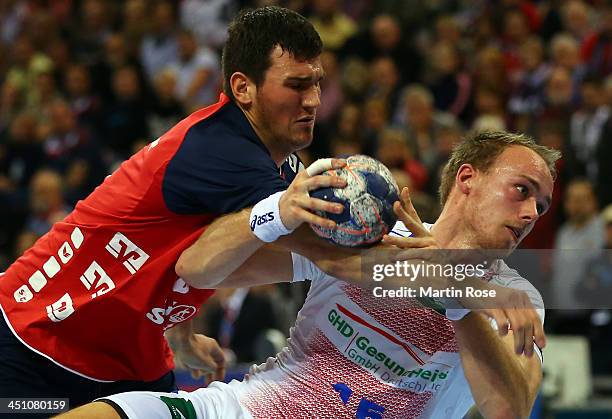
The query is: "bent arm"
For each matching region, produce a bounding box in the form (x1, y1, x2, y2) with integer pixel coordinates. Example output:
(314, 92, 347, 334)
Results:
(176, 208, 266, 288)
(176, 207, 358, 288)
(454, 314, 542, 419)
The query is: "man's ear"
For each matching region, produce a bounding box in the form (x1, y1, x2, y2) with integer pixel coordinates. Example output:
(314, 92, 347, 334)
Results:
(230, 72, 255, 107)
(456, 163, 476, 196)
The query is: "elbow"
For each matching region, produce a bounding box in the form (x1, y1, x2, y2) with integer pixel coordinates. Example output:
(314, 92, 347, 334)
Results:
(175, 255, 217, 289)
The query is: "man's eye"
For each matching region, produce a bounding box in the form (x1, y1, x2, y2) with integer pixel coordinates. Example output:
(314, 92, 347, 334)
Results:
(516, 185, 529, 196)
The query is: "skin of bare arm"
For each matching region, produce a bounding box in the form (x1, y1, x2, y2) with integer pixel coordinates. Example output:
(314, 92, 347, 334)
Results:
(454, 313, 542, 418)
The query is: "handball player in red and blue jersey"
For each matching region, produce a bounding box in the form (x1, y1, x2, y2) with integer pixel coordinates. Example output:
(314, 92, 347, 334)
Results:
(0, 6, 346, 412)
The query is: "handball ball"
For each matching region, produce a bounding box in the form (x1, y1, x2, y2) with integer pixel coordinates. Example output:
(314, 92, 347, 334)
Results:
(309, 155, 400, 247)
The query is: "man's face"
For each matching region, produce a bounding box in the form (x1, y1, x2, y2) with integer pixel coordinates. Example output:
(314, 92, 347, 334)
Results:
(251, 46, 323, 153)
(564, 181, 597, 224)
(463, 146, 554, 252)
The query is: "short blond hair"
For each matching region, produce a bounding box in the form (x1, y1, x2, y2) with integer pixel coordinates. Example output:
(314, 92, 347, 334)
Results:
(439, 131, 561, 205)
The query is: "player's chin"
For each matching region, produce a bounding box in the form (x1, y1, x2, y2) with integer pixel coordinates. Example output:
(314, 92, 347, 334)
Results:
(289, 131, 314, 149)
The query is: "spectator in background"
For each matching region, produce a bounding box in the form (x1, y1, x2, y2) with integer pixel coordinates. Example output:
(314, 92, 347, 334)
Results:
(562, 0, 593, 44)
(42, 99, 105, 199)
(103, 66, 150, 163)
(549, 33, 585, 103)
(366, 56, 402, 114)
(577, 204, 612, 309)
(569, 75, 611, 182)
(92, 32, 150, 104)
(341, 14, 422, 85)
(122, 0, 150, 52)
(595, 79, 612, 206)
(46, 37, 73, 92)
(375, 127, 428, 192)
(339, 57, 369, 102)
(508, 36, 551, 132)
(473, 46, 510, 99)
(326, 103, 365, 159)
(0, 81, 23, 134)
(64, 64, 103, 132)
(5, 35, 53, 103)
(399, 84, 457, 172)
(472, 87, 507, 132)
(179, 0, 236, 50)
(27, 70, 63, 119)
(581, 5, 611, 78)
(147, 69, 185, 140)
(426, 41, 472, 123)
(537, 66, 574, 133)
(204, 287, 281, 365)
(500, 7, 533, 78)
(0, 1, 28, 46)
(23, 10, 61, 53)
(165, 29, 220, 111)
(579, 204, 612, 375)
(361, 98, 389, 156)
(140, 1, 179, 84)
(552, 178, 605, 332)
(70, 0, 112, 65)
(309, 0, 357, 52)
(25, 168, 69, 237)
(0, 112, 44, 192)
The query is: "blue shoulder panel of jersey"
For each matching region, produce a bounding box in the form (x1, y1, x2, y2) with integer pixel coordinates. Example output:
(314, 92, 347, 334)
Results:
(162, 102, 301, 215)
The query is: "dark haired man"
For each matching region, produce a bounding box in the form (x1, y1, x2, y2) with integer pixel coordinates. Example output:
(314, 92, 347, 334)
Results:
(0, 6, 344, 410)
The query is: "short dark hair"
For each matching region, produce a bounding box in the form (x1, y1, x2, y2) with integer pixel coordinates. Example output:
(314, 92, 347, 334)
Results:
(222, 6, 322, 101)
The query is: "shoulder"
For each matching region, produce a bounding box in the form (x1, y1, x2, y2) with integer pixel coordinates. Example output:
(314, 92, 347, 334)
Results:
(173, 101, 273, 167)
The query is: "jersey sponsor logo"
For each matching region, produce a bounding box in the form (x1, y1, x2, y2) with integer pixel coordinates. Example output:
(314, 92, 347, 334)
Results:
(146, 302, 197, 329)
(172, 278, 190, 294)
(317, 298, 454, 393)
(46, 293, 75, 322)
(105, 232, 149, 274)
(250, 212, 275, 231)
(14, 285, 33, 303)
(159, 396, 197, 419)
(14, 227, 84, 303)
(79, 261, 115, 299)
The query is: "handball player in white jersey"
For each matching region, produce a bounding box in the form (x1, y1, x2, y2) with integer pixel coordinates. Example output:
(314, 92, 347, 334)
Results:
(59, 132, 560, 419)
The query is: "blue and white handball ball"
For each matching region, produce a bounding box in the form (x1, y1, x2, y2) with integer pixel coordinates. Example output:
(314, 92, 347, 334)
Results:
(309, 155, 400, 247)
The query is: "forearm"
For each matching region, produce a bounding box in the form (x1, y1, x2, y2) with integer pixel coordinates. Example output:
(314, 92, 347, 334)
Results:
(454, 314, 541, 418)
(165, 318, 194, 351)
(276, 225, 362, 281)
(176, 208, 265, 288)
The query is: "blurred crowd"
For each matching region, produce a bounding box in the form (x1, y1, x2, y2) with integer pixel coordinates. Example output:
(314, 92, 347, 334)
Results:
(0, 0, 610, 376)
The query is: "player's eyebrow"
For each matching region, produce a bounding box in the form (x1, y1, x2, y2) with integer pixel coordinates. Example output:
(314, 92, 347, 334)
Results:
(520, 174, 552, 207)
(285, 71, 326, 83)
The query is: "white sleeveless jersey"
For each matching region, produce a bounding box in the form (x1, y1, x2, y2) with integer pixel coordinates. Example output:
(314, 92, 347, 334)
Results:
(228, 222, 545, 419)
(105, 222, 544, 419)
